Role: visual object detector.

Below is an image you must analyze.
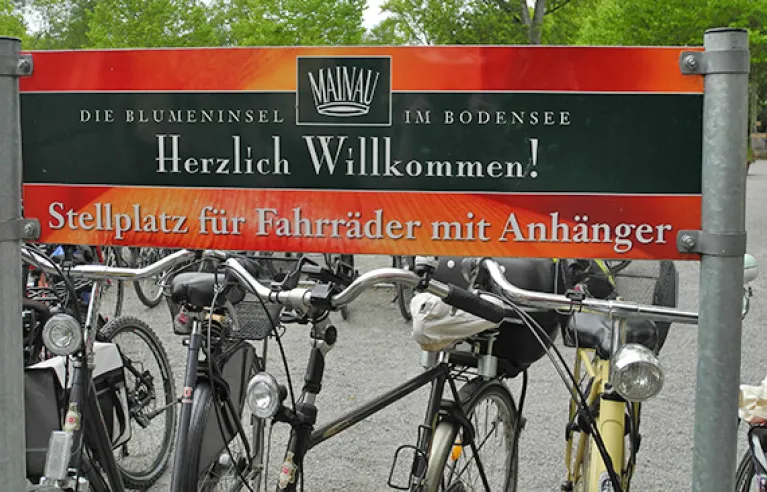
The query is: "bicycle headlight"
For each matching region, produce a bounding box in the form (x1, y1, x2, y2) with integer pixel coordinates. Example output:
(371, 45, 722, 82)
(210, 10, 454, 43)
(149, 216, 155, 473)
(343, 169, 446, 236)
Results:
(246, 372, 281, 419)
(41, 313, 82, 356)
(611, 343, 664, 402)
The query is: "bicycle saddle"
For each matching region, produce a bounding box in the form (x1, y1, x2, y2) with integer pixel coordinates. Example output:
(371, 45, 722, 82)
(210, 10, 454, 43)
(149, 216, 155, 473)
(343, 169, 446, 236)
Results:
(170, 272, 245, 310)
(565, 311, 659, 358)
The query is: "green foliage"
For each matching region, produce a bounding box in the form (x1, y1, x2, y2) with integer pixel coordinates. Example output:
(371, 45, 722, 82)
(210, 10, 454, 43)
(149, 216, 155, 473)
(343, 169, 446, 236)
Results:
(375, 0, 596, 46)
(213, 0, 366, 46)
(85, 0, 217, 48)
(0, 0, 28, 42)
(377, 0, 531, 45)
(540, 0, 599, 45)
(362, 17, 410, 45)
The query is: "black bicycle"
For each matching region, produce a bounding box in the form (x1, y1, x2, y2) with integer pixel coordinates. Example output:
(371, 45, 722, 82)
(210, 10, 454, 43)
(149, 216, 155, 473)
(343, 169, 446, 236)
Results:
(22, 245, 176, 492)
(161, 250, 314, 492)
(209, 253, 561, 492)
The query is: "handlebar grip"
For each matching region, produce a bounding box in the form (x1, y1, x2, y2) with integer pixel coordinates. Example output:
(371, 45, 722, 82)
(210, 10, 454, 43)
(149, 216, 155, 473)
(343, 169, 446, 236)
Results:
(443, 285, 506, 324)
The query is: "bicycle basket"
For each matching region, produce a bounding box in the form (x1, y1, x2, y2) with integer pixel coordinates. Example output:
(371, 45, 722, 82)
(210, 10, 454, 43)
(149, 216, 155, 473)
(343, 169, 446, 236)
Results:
(161, 253, 299, 339)
(229, 296, 284, 340)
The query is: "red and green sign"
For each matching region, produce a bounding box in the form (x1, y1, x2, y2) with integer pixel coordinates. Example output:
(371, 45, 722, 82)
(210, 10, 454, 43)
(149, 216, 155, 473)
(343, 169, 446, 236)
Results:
(21, 46, 703, 259)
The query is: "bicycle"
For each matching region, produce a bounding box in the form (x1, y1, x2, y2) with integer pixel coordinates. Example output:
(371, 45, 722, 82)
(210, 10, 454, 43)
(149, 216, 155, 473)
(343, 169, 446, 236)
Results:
(203, 251, 715, 491)
(159, 250, 303, 492)
(392, 255, 417, 321)
(128, 247, 176, 308)
(322, 253, 358, 320)
(28, 243, 126, 320)
(22, 247, 180, 491)
(733, 254, 764, 492)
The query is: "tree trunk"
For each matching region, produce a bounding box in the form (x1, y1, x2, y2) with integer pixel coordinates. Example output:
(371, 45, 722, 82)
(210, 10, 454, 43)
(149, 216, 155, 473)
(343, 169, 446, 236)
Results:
(529, 0, 546, 44)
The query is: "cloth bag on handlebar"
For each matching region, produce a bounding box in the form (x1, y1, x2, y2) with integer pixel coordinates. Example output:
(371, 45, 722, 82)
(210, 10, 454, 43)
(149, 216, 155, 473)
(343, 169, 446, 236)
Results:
(410, 292, 504, 351)
(740, 374, 767, 424)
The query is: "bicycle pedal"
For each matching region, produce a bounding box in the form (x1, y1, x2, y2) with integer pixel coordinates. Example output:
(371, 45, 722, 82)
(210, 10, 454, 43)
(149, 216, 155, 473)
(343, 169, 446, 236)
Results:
(387, 444, 426, 490)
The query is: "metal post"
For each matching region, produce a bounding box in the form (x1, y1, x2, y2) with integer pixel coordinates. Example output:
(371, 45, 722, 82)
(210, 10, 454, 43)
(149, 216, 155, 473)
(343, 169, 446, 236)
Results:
(0, 36, 33, 492)
(692, 28, 750, 492)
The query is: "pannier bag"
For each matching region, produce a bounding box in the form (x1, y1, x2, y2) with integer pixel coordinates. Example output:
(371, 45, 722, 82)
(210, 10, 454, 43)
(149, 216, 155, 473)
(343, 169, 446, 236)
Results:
(25, 341, 132, 478)
(24, 366, 63, 481)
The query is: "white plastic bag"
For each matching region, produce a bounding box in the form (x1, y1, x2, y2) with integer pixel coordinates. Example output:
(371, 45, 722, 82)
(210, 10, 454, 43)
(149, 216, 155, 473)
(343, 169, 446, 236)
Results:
(410, 292, 502, 352)
(740, 373, 767, 424)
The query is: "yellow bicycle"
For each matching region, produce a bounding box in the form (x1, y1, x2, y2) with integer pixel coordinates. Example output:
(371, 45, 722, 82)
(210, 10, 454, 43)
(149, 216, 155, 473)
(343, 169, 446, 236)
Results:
(558, 258, 757, 491)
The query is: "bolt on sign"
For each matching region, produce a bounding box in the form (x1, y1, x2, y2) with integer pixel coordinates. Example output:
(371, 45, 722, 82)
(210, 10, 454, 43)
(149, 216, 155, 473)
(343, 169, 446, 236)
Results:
(20, 46, 703, 259)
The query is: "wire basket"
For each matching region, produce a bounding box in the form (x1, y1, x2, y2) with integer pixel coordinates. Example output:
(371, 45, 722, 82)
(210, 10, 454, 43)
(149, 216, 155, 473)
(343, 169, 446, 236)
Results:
(229, 296, 284, 340)
(161, 253, 302, 340)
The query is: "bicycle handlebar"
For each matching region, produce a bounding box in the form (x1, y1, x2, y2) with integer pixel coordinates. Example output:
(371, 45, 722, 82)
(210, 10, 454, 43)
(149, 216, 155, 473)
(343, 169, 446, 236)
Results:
(21, 247, 200, 280)
(479, 259, 698, 325)
(21, 246, 699, 325)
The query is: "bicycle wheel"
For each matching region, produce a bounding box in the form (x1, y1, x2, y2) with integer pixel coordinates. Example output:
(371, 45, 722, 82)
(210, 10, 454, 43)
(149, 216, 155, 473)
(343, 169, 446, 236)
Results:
(131, 247, 169, 308)
(100, 246, 125, 320)
(424, 378, 519, 492)
(736, 448, 761, 491)
(98, 316, 176, 489)
(184, 382, 263, 492)
(392, 255, 416, 321)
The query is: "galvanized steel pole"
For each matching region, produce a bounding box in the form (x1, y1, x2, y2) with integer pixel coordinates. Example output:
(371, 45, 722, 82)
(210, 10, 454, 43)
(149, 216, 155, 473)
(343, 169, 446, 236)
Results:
(691, 28, 750, 492)
(0, 36, 33, 492)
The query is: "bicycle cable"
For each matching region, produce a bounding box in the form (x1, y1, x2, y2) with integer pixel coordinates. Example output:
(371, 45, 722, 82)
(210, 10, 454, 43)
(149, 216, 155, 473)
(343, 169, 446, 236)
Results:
(207, 279, 256, 492)
(488, 293, 625, 492)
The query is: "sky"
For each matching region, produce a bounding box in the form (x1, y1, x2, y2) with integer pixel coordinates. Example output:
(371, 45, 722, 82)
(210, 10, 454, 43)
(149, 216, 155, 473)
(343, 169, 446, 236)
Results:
(363, 0, 387, 28)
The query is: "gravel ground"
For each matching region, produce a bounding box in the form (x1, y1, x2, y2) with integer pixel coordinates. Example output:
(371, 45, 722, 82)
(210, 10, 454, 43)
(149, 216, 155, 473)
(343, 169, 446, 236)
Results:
(109, 161, 767, 491)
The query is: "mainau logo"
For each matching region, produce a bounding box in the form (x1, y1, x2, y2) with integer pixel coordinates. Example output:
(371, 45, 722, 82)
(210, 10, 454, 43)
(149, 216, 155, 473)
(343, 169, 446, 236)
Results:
(296, 56, 392, 127)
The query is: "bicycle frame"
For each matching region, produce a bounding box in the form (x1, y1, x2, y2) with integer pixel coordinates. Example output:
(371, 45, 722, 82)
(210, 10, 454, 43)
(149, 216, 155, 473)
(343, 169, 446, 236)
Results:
(564, 316, 644, 492)
(565, 348, 629, 491)
(270, 314, 492, 492)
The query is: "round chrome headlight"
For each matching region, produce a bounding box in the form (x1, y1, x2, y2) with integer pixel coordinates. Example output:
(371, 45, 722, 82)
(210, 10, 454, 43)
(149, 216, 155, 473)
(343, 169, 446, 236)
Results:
(42, 313, 82, 356)
(246, 372, 281, 419)
(611, 343, 664, 402)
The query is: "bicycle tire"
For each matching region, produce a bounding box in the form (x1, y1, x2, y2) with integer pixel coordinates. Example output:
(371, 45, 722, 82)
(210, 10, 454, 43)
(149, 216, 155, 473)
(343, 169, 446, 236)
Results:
(736, 448, 757, 491)
(183, 381, 259, 492)
(392, 255, 415, 321)
(98, 316, 176, 490)
(101, 246, 125, 320)
(131, 247, 168, 308)
(424, 378, 519, 492)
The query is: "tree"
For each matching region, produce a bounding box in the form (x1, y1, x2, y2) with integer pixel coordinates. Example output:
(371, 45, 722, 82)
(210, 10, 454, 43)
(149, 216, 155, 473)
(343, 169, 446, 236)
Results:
(575, 0, 767, 134)
(0, 0, 28, 42)
(16, 0, 96, 49)
(375, 0, 580, 45)
(212, 0, 367, 46)
(362, 17, 410, 45)
(85, 0, 217, 48)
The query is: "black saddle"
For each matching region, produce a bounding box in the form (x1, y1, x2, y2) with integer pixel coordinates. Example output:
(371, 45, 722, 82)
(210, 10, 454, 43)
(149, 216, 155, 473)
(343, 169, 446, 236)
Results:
(170, 272, 245, 310)
(565, 311, 659, 358)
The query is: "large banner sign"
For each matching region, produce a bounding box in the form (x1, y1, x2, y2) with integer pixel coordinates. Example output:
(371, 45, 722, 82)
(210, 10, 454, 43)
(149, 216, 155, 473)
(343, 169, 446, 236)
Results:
(20, 46, 703, 259)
